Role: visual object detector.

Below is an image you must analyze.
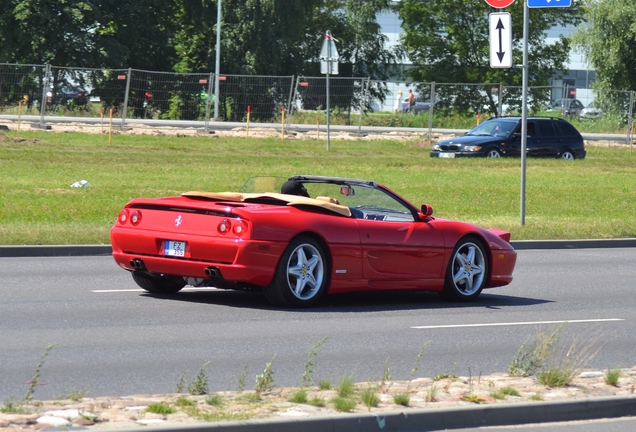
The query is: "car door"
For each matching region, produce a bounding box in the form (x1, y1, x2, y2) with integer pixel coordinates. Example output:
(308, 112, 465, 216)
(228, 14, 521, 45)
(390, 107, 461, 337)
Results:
(510, 121, 541, 156)
(356, 218, 446, 287)
(535, 119, 559, 156)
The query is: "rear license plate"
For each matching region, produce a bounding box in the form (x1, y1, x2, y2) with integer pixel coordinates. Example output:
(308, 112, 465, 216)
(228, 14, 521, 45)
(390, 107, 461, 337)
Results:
(438, 153, 455, 158)
(165, 240, 186, 257)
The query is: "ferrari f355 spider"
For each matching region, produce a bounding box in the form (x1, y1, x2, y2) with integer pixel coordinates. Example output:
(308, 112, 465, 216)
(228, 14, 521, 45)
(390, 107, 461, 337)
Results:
(111, 175, 517, 307)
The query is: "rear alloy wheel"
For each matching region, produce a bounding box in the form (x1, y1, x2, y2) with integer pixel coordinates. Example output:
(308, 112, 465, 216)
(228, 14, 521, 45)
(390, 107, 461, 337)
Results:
(132, 272, 186, 294)
(265, 236, 329, 308)
(559, 151, 575, 160)
(441, 237, 488, 302)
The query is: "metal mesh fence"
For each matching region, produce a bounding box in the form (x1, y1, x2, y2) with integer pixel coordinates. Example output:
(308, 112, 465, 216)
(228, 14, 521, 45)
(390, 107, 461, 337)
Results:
(0, 63, 47, 115)
(215, 74, 294, 123)
(289, 76, 370, 125)
(1, 62, 634, 139)
(47, 66, 129, 118)
(127, 69, 213, 121)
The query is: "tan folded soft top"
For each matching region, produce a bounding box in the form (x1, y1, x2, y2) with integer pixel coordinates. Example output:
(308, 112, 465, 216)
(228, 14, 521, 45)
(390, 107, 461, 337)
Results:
(181, 191, 352, 217)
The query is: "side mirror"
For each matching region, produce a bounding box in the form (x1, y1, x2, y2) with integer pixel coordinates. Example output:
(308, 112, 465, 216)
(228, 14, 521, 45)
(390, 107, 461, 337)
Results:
(420, 204, 434, 220)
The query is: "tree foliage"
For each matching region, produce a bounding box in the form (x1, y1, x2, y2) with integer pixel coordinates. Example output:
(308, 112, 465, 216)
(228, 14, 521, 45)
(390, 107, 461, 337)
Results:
(398, 0, 585, 113)
(573, 0, 636, 93)
(1, 0, 101, 66)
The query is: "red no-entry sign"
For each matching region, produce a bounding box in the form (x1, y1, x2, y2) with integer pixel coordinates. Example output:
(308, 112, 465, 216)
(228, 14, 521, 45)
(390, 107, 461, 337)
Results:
(484, 0, 516, 7)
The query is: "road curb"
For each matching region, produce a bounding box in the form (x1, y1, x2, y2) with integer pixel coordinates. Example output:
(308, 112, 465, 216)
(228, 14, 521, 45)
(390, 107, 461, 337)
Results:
(112, 395, 636, 432)
(0, 244, 112, 257)
(1, 239, 635, 258)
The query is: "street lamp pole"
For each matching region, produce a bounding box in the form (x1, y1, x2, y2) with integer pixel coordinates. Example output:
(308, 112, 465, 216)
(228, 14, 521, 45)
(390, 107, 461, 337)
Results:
(214, 0, 221, 120)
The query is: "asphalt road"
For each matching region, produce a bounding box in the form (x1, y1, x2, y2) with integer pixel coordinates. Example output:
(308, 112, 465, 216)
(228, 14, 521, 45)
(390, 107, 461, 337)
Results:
(1, 248, 635, 402)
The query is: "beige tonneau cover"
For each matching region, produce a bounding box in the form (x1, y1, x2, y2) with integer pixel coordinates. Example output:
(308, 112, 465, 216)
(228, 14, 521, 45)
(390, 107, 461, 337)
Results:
(181, 191, 352, 217)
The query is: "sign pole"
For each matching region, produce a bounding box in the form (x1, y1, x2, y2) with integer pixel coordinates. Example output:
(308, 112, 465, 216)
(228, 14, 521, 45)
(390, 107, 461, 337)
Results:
(320, 31, 339, 152)
(326, 42, 331, 151)
(520, 1, 529, 226)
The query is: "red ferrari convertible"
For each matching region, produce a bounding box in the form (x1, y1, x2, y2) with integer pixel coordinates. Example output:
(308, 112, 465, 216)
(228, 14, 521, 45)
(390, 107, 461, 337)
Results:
(111, 175, 517, 307)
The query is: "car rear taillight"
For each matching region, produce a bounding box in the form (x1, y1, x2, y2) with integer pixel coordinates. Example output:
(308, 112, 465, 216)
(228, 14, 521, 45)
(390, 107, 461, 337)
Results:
(232, 219, 248, 236)
(118, 209, 130, 224)
(130, 210, 142, 226)
(218, 219, 231, 235)
(218, 218, 248, 236)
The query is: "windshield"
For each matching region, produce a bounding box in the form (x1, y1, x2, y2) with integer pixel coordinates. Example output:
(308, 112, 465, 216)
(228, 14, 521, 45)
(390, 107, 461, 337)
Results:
(466, 120, 516, 137)
(239, 176, 416, 221)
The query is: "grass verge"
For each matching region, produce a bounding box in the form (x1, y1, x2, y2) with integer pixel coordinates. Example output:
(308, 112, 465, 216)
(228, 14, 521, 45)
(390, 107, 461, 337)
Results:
(1, 131, 635, 245)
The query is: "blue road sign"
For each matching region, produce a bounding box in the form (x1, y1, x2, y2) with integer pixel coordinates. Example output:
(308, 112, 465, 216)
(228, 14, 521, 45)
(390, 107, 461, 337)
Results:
(528, 0, 571, 7)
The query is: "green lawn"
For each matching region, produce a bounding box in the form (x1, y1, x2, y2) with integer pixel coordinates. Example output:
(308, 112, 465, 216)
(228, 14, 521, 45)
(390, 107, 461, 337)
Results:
(1, 131, 635, 245)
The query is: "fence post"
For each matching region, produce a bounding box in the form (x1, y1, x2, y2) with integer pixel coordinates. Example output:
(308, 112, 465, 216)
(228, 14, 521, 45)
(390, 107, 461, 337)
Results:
(38, 64, 50, 128)
(627, 90, 634, 144)
(120, 68, 132, 129)
(204, 72, 214, 131)
(428, 81, 435, 138)
(498, 82, 503, 116)
(357, 78, 370, 134)
(286, 76, 301, 130)
(285, 75, 295, 129)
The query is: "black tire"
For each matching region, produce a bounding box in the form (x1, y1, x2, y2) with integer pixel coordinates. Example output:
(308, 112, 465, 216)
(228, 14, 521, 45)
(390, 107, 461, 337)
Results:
(264, 236, 330, 308)
(441, 237, 489, 302)
(486, 148, 502, 158)
(132, 272, 186, 294)
(559, 150, 575, 160)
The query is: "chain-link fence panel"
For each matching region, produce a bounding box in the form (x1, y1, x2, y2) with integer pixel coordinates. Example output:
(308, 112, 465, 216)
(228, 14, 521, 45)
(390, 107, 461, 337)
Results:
(126, 70, 213, 122)
(45, 66, 129, 119)
(290, 76, 370, 125)
(215, 74, 294, 123)
(0, 63, 47, 115)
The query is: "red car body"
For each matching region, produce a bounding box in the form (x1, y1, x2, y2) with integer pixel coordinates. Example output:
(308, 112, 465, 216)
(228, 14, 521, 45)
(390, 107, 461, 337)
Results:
(111, 176, 516, 307)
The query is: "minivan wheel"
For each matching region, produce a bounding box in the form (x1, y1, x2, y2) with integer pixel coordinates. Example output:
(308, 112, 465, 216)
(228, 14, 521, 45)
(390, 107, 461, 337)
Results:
(559, 151, 575, 160)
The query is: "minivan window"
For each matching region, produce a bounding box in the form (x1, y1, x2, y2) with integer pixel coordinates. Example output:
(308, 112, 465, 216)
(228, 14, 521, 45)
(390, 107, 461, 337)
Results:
(554, 121, 580, 137)
(537, 120, 557, 137)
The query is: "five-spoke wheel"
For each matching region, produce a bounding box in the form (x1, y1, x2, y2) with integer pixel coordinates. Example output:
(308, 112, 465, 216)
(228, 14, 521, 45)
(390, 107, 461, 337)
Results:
(265, 236, 329, 308)
(559, 151, 575, 160)
(442, 237, 488, 302)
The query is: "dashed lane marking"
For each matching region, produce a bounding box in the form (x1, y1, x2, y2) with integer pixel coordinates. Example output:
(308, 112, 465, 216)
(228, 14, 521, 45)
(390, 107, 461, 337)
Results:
(411, 318, 624, 329)
(92, 287, 221, 293)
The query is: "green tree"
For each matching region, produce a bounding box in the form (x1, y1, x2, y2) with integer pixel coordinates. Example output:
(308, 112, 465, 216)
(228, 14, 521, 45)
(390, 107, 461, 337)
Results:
(93, 0, 179, 70)
(572, 0, 636, 112)
(398, 0, 585, 113)
(0, 0, 101, 66)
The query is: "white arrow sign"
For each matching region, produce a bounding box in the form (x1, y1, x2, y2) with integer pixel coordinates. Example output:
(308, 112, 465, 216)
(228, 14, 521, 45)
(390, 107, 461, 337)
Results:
(489, 13, 512, 68)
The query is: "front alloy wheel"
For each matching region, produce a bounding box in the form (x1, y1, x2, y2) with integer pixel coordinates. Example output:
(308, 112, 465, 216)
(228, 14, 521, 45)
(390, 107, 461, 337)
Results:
(265, 236, 329, 308)
(486, 149, 501, 158)
(442, 237, 488, 302)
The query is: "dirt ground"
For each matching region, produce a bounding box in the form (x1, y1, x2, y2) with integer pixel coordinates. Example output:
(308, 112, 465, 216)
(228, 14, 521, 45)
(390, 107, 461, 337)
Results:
(2, 367, 636, 430)
(1, 118, 631, 150)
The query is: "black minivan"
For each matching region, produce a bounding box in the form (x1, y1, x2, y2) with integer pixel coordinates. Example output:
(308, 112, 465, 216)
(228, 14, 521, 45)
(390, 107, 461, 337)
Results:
(430, 117, 586, 160)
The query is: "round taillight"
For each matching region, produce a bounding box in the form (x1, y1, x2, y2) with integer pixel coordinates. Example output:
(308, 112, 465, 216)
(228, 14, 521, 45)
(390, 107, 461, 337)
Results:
(130, 210, 142, 226)
(218, 219, 231, 234)
(118, 209, 130, 224)
(232, 219, 248, 236)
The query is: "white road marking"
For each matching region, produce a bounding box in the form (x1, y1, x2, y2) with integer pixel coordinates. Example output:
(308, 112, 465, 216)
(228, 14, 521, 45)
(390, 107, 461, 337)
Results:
(92, 287, 221, 293)
(411, 318, 624, 330)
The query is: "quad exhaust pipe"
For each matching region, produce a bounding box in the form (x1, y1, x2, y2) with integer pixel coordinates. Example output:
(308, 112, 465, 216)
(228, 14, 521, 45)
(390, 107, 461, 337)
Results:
(205, 266, 221, 278)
